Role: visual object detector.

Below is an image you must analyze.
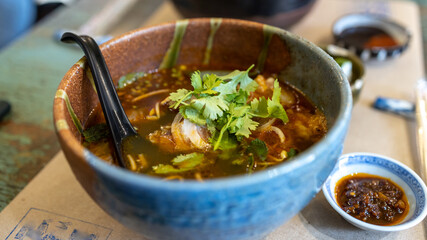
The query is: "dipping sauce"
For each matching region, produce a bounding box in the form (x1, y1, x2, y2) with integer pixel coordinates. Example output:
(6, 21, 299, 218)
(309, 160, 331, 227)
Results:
(337, 26, 399, 49)
(335, 173, 409, 226)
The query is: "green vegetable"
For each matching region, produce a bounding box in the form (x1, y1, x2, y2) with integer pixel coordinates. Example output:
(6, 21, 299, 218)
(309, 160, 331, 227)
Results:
(247, 139, 268, 161)
(152, 152, 203, 174)
(288, 148, 297, 158)
(118, 72, 145, 88)
(168, 65, 288, 151)
(83, 124, 110, 143)
(248, 155, 255, 174)
(334, 57, 352, 80)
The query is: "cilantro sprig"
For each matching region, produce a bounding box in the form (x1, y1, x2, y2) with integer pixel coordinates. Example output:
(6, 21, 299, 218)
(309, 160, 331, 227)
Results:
(168, 65, 288, 150)
(153, 152, 204, 174)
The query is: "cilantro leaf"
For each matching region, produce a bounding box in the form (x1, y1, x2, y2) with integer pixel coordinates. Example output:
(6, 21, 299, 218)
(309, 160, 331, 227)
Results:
(232, 114, 259, 138)
(152, 153, 203, 174)
(191, 71, 203, 92)
(247, 139, 268, 161)
(118, 72, 145, 88)
(225, 90, 248, 104)
(169, 89, 193, 108)
(267, 80, 288, 123)
(210, 130, 238, 150)
(192, 96, 228, 120)
(288, 148, 297, 158)
(152, 164, 185, 174)
(172, 152, 204, 168)
(248, 80, 288, 124)
(229, 104, 250, 118)
(179, 106, 206, 125)
(215, 65, 258, 95)
(201, 74, 221, 94)
(250, 97, 269, 118)
(167, 66, 289, 152)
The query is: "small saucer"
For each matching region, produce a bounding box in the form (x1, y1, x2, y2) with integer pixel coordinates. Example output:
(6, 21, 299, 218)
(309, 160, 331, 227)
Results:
(323, 152, 427, 231)
(321, 44, 365, 103)
(333, 13, 411, 61)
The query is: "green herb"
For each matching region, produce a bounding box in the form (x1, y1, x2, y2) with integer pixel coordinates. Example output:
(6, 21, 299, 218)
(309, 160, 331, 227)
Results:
(83, 124, 110, 143)
(288, 148, 297, 158)
(247, 139, 268, 161)
(232, 158, 245, 165)
(152, 152, 203, 174)
(168, 65, 288, 151)
(248, 155, 255, 174)
(118, 72, 145, 88)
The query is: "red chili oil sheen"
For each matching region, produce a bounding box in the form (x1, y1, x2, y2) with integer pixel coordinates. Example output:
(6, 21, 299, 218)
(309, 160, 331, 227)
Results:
(337, 26, 399, 49)
(335, 173, 409, 226)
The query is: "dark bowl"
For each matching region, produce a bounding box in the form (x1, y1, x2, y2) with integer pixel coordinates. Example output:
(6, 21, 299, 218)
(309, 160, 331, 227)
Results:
(171, 0, 317, 29)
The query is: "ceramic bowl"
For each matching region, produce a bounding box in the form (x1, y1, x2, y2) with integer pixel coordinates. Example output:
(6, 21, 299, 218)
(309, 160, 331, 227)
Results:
(321, 44, 365, 103)
(53, 18, 352, 240)
(323, 152, 427, 232)
(332, 13, 411, 61)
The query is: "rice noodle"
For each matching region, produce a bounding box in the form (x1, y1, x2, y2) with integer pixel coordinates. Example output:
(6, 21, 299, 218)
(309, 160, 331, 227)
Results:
(131, 89, 170, 102)
(160, 96, 170, 105)
(266, 150, 288, 162)
(257, 161, 277, 166)
(126, 154, 137, 171)
(267, 155, 284, 162)
(163, 175, 184, 181)
(146, 115, 159, 120)
(196, 125, 210, 143)
(194, 172, 204, 182)
(270, 126, 285, 143)
(137, 154, 148, 169)
(155, 102, 160, 118)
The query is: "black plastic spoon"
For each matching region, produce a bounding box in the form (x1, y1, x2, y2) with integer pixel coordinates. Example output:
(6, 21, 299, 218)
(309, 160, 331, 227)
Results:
(61, 32, 144, 169)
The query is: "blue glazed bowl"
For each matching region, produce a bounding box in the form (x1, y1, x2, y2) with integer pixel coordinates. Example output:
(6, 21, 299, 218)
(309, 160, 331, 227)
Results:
(323, 153, 427, 231)
(54, 18, 352, 240)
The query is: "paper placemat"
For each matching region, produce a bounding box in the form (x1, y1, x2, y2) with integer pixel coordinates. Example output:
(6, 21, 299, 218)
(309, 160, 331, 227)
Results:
(1, 0, 425, 239)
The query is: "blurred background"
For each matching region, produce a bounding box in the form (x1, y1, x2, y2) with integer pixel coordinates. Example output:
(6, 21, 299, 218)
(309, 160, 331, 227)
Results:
(2, 0, 427, 53)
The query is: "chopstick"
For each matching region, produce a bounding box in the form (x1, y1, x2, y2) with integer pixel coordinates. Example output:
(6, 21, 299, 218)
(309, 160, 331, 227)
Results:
(372, 79, 427, 184)
(415, 78, 427, 184)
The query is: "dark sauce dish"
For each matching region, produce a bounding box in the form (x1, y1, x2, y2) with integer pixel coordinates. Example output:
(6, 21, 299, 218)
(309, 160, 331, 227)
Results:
(323, 153, 427, 231)
(171, 0, 317, 29)
(333, 13, 411, 61)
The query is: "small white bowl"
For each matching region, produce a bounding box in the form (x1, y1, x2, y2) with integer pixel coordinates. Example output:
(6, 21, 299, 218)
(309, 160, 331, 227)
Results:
(323, 152, 427, 231)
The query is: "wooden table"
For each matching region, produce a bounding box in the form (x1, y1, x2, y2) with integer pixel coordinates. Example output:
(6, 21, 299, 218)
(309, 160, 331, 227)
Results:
(0, 0, 425, 211)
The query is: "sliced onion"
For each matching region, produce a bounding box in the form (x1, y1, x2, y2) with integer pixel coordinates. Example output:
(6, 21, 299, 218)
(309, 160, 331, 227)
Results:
(171, 114, 190, 151)
(131, 89, 170, 102)
(270, 126, 285, 143)
(181, 119, 210, 149)
(257, 118, 276, 132)
(196, 125, 210, 143)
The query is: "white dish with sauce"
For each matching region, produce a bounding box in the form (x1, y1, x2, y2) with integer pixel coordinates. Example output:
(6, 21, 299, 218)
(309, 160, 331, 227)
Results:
(322, 152, 427, 232)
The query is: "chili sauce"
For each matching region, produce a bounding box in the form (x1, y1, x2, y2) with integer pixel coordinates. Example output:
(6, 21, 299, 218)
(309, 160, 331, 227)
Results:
(335, 173, 409, 226)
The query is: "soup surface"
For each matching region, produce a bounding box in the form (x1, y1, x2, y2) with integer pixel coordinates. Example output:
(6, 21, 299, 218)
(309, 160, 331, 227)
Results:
(83, 65, 327, 180)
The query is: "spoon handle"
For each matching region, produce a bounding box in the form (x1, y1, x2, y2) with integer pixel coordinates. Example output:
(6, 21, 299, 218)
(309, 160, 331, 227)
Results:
(61, 32, 136, 166)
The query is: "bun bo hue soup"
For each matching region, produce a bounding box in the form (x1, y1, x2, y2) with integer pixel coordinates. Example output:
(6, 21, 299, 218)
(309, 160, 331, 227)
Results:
(83, 65, 327, 180)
